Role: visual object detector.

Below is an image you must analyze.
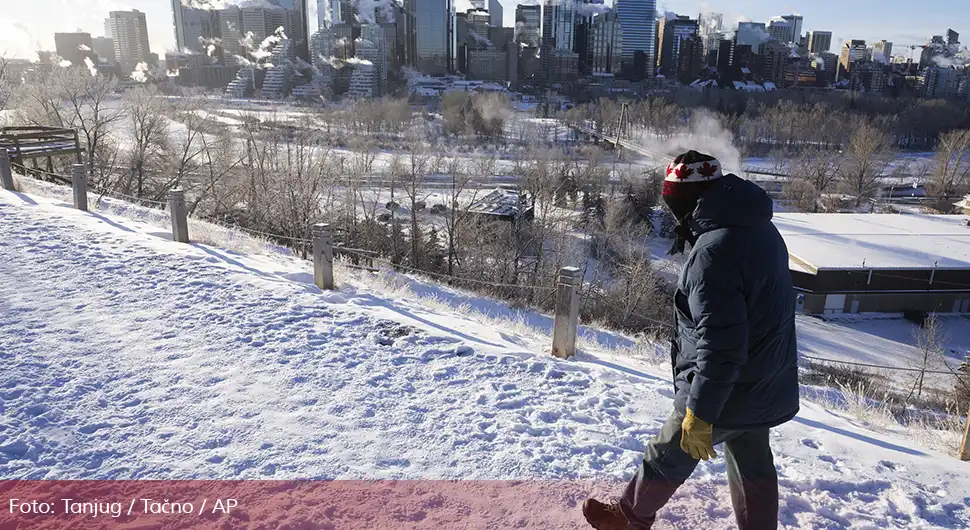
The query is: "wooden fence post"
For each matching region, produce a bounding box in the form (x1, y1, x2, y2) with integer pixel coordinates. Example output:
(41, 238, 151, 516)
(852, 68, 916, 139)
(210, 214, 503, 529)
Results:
(960, 404, 970, 461)
(313, 223, 335, 290)
(71, 164, 88, 211)
(552, 266, 581, 359)
(167, 188, 190, 243)
(0, 150, 13, 191)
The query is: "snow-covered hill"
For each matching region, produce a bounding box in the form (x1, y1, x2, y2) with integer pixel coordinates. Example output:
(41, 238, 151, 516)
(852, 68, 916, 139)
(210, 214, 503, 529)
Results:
(2, 187, 969, 529)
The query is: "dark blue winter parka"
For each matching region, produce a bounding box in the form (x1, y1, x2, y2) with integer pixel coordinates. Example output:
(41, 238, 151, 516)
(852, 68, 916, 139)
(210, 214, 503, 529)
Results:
(670, 174, 800, 430)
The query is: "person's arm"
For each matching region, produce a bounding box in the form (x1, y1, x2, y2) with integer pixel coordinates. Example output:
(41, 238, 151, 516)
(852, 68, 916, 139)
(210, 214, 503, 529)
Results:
(685, 248, 748, 425)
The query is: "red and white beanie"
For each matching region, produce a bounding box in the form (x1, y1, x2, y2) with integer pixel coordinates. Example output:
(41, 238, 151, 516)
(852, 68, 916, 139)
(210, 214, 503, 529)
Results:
(664, 150, 723, 184)
(661, 150, 724, 218)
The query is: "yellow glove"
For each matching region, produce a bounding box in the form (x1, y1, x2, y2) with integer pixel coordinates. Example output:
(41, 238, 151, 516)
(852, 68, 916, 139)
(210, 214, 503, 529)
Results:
(680, 408, 717, 460)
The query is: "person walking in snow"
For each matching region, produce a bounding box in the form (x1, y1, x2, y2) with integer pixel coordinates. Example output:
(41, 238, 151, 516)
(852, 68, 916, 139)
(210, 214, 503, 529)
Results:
(583, 151, 800, 530)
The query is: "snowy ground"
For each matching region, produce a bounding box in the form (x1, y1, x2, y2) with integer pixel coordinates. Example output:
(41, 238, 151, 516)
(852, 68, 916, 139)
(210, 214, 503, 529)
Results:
(797, 314, 970, 392)
(2, 186, 970, 528)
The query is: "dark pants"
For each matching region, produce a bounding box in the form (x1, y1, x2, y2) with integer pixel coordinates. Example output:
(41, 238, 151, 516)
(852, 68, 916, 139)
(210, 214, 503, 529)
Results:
(619, 411, 779, 530)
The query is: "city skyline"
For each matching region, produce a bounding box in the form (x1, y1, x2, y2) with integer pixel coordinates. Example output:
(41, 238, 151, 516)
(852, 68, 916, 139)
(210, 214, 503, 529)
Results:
(0, 0, 968, 62)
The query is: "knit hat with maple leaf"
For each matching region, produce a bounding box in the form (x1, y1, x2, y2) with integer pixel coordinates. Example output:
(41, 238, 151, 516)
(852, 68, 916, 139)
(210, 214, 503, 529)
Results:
(661, 150, 724, 221)
(661, 150, 725, 254)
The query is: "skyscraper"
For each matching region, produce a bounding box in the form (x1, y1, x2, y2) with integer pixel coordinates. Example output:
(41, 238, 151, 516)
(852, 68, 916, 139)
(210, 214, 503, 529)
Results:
(514, 4, 540, 46)
(92, 37, 116, 63)
(947, 28, 959, 46)
(107, 10, 152, 71)
(540, 0, 578, 78)
(871, 40, 892, 64)
(589, 11, 622, 75)
(781, 14, 803, 43)
(468, 8, 491, 47)
(761, 39, 788, 84)
(408, 0, 452, 75)
(735, 22, 767, 50)
(357, 24, 387, 94)
(267, 0, 310, 61)
(488, 0, 502, 29)
(242, 8, 288, 44)
(807, 31, 832, 53)
(469, 0, 501, 27)
(54, 32, 94, 67)
(172, 1, 220, 54)
(172, 0, 310, 61)
(698, 12, 723, 56)
(676, 34, 704, 82)
(767, 19, 792, 43)
(541, 0, 578, 55)
(317, 0, 350, 27)
(615, 0, 657, 79)
(839, 39, 867, 80)
(657, 15, 698, 76)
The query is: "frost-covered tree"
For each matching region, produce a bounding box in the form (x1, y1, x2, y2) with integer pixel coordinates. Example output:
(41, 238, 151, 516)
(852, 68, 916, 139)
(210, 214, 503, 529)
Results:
(908, 312, 947, 400)
(123, 86, 170, 198)
(0, 56, 12, 116)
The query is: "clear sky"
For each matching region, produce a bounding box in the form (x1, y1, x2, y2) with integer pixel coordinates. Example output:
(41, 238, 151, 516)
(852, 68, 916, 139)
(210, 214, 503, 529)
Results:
(0, 0, 967, 60)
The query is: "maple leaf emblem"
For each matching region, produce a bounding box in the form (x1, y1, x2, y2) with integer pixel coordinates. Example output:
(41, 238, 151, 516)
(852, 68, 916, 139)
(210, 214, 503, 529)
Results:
(665, 162, 675, 177)
(697, 162, 719, 178)
(674, 165, 694, 179)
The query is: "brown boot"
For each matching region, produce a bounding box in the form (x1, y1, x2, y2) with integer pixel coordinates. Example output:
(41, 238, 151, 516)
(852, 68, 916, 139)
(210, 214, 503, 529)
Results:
(582, 498, 631, 530)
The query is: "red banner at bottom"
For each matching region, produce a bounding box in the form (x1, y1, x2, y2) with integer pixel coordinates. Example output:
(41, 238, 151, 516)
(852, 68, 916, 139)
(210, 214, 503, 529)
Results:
(0, 480, 621, 529)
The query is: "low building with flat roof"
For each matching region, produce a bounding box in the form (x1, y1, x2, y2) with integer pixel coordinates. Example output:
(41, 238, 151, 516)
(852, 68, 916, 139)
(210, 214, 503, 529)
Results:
(773, 213, 970, 314)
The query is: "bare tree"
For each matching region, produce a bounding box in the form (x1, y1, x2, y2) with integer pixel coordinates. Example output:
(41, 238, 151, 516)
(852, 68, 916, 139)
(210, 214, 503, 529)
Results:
(159, 100, 210, 194)
(840, 119, 894, 207)
(123, 86, 170, 198)
(15, 69, 71, 128)
(931, 129, 970, 203)
(441, 152, 495, 276)
(908, 312, 948, 401)
(188, 128, 245, 217)
(0, 54, 11, 115)
(441, 90, 470, 137)
(392, 136, 440, 268)
(785, 149, 841, 212)
(56, 68, 124, 178)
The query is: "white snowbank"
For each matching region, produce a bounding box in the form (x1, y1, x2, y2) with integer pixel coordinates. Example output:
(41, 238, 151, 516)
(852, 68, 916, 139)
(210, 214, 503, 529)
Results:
(1, 185, 969, 528)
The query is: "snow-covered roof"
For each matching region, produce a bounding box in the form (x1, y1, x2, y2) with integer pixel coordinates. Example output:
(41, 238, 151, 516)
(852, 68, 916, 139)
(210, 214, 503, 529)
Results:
(690, 79, 718, 88)
(468, 188, 531, 218)
(774, 213, 970, 271)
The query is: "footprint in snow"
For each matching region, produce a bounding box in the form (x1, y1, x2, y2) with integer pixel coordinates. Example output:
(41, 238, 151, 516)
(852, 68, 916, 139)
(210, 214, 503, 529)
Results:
(817, 455, 844, 469)
(877, 460, 905, 472)
(800, 438, 822, 450)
